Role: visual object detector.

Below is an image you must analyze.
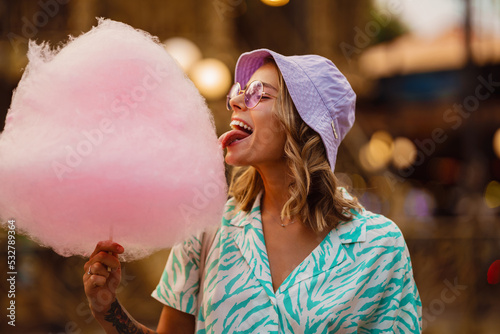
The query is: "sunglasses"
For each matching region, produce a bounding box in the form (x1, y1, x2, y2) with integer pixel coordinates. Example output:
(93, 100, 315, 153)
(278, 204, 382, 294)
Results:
(226, 80, 277, 111)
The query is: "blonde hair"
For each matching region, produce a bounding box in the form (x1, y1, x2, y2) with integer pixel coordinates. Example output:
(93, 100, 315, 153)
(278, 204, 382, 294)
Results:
(228, 59, 360, 232)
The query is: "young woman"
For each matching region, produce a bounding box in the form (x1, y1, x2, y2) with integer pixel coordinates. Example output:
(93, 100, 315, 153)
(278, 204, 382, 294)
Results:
(83, 49, 422, 333)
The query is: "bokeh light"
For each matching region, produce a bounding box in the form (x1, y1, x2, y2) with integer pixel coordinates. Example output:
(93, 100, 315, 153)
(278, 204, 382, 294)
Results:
(163, 37, 202, 73)
(370, 131, 394, 163)
(493, 128, 500, 159)
(403, 188, 436, 219)
(392, 137, 417, 169)
(190, 58, 232, 100)
(484, 180, 500, 208)
(359, 131, 394, 172)
(261, 0, 290, 7)
(487, 260, 500, 285)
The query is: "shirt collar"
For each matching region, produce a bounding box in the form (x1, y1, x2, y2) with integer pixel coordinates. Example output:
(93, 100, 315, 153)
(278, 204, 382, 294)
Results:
(227, 192, 263, 228)
(335, 188, 367, 243)
(227, 189, 366, 244)
(335, 209, 367, 244)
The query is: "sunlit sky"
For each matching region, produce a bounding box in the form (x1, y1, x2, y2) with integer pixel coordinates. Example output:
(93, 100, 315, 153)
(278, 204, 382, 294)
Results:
(375, 0, 500, 39)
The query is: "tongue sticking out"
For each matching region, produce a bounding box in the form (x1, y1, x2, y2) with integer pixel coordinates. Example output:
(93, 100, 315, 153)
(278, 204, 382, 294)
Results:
(219, 129, 252, 149)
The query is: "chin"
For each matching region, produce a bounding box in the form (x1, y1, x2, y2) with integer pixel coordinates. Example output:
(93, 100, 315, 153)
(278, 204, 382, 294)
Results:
(225, 149, 258, 167)
(225, 156, 249, 167)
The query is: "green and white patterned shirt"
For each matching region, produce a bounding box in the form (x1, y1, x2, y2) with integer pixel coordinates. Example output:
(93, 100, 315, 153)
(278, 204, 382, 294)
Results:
(152, 191, 422, 333)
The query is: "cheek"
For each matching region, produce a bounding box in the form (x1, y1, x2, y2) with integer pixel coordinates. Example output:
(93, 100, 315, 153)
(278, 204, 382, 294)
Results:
(255, 127, 286, 157)
(254, 115, 284, 145)
(255, 127, 277, 148)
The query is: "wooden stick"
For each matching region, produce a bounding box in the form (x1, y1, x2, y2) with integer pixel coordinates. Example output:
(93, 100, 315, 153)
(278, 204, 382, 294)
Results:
(107, 223, 113, 272)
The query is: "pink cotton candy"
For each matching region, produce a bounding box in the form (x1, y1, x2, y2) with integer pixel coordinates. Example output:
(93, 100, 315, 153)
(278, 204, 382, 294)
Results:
(0, 19, 227, 261)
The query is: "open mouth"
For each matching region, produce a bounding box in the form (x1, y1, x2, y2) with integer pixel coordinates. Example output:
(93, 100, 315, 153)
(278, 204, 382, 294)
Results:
(230, 120, 254, 135)
(219, 120, 254, 149)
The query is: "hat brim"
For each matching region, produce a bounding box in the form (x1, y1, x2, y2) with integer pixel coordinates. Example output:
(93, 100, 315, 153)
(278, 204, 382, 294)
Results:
(235, 49, 274, 87)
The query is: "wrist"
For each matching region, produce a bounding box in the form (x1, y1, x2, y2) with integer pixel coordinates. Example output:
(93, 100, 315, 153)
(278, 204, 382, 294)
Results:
(88, 295, 117, 317)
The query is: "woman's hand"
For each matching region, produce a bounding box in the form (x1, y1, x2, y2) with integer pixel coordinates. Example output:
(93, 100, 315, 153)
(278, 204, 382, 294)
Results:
(83, 241, 124, 316)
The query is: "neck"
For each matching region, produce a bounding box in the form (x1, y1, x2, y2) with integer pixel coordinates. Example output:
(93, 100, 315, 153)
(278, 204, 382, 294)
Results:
(255, 162, 291, 217)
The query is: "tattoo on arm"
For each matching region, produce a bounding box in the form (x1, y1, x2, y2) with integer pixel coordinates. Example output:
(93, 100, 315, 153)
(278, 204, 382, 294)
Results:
(104, 300, 157, 334)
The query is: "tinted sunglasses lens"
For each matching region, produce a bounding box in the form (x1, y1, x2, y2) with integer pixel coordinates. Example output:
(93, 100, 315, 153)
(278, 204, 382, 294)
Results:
(226, 83, 240, 110)
(244, 81, 263, 109)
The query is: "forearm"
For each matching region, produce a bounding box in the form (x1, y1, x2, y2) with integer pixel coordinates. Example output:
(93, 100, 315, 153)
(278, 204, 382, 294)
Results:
(94, 299, 157, 334)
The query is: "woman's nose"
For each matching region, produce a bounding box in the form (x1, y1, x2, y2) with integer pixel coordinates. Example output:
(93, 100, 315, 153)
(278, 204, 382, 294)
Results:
(229, 93, 247, 112)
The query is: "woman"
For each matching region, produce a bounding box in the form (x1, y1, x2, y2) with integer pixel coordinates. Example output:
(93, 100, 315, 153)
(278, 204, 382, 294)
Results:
(83, 49, 422, 333)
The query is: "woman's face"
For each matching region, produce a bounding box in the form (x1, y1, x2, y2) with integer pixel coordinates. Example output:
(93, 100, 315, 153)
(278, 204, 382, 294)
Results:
(222, 63, 286, 169)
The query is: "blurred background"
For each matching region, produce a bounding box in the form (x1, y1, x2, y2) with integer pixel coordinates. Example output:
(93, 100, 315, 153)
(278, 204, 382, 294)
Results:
(0, 0, 499, 333)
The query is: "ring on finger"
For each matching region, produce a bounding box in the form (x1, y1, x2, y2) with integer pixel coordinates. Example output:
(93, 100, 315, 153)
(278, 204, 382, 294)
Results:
(88, 266, 92, 275)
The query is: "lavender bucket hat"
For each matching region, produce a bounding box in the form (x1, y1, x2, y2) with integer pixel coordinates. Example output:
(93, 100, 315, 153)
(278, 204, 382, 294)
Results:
(234, 48, 356, 172)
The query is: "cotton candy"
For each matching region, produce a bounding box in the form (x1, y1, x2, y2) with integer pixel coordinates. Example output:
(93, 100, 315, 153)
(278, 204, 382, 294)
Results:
(0, 19, 227, 261)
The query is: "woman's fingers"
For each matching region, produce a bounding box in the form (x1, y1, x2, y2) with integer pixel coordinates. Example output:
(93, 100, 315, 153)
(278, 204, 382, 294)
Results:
(84, 241, 124, 289)
(85, 240, 124, 275)
(89, 240, 124, 258)
(87, 270, 108, 287)
(88, 262, 111, 278)
(84, 252, 120, 283)
(84, 242, 125, 314)
(91, 251, 121, 271)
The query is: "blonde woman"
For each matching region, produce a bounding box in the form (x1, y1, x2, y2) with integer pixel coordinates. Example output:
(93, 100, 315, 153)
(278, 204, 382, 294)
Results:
(84, 49, 422, 333)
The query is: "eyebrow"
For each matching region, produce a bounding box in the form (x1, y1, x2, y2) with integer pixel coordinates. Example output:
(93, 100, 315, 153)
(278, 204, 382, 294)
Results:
(262, 82, 278, 92)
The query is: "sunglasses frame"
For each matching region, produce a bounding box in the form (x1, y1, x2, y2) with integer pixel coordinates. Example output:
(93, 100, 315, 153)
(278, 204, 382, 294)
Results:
(226, 80, 277, 111)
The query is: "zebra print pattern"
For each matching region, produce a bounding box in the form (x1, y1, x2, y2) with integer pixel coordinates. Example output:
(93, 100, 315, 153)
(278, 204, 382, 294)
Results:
(152, 191, 422, 333)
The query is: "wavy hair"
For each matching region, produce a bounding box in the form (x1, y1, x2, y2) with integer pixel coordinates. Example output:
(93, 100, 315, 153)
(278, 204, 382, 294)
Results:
(228, 59, 360, 232)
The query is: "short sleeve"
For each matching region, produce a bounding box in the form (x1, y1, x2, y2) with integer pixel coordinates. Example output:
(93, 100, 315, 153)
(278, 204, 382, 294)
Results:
(151, 233, 203, 316)
(358, 216, 422, 333)
(392, 245, 422, 333)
